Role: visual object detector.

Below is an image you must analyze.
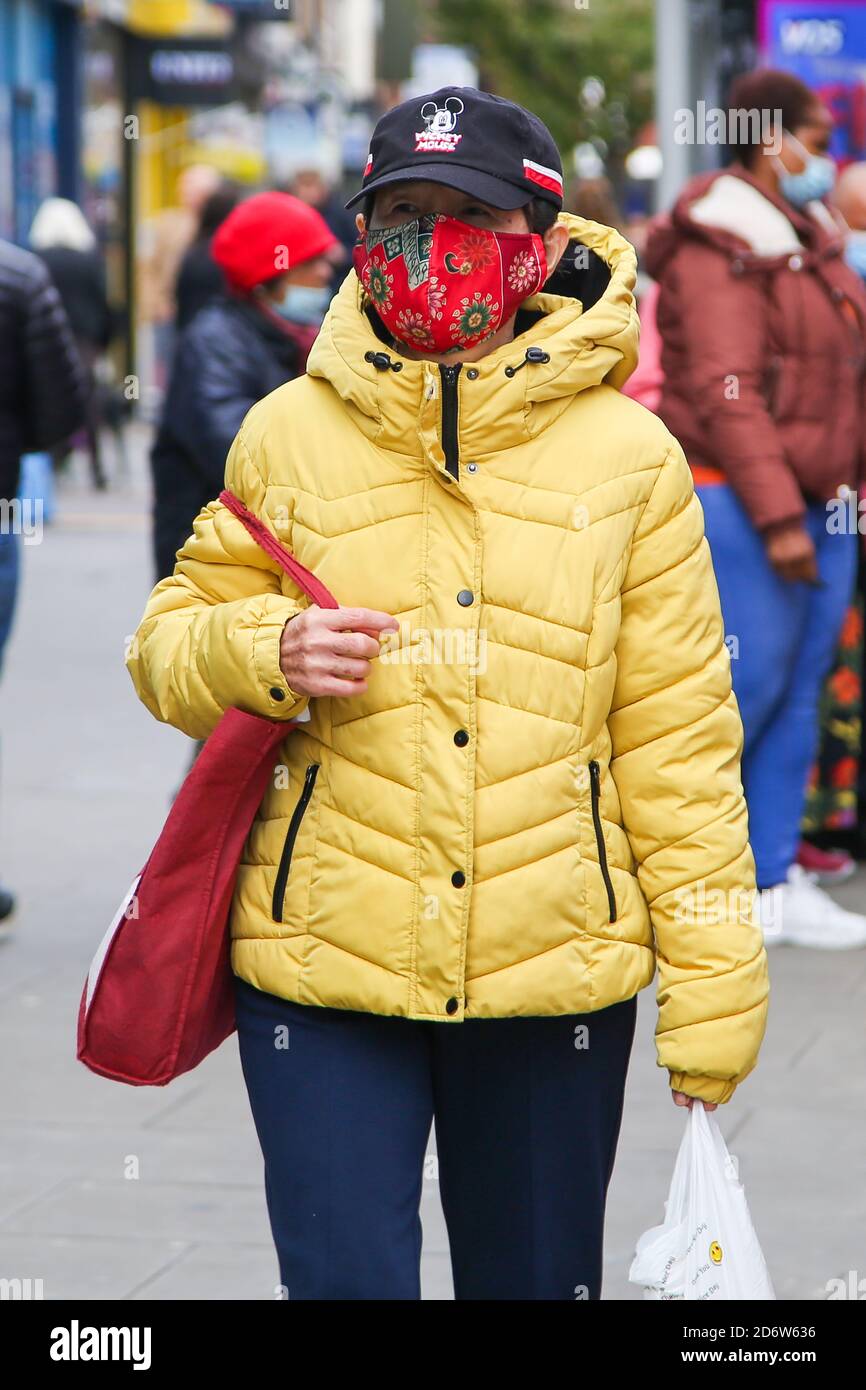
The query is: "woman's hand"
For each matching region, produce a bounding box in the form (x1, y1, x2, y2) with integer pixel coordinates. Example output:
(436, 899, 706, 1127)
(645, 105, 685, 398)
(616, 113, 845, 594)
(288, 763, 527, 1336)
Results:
(671, 1089, 718, 1113)
(764, 520, 818, 584)
(280, 605, 399, 698)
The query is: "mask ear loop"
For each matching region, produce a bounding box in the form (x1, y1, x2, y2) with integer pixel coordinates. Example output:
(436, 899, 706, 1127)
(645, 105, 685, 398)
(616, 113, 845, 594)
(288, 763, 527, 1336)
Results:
(783, 128, 812, 161)
(773, 127, 818, 178)
(769, 128, 792, 181)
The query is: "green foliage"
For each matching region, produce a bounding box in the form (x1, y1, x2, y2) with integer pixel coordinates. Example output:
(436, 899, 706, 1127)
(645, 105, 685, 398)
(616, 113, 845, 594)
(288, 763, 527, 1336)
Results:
(433, 0, 654, 168)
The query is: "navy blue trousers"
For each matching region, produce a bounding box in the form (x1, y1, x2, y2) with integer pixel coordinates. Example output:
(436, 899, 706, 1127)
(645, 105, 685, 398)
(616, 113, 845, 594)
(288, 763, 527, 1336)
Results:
(233, 974, 637, 1301)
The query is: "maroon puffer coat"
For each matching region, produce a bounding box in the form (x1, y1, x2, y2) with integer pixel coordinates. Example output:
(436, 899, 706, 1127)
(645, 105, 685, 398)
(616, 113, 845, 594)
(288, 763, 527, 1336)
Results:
(644, 165, 866, 532)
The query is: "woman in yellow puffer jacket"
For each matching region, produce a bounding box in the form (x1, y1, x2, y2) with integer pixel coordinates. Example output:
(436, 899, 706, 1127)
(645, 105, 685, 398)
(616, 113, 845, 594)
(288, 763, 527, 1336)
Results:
(126, 88, 769, 1301)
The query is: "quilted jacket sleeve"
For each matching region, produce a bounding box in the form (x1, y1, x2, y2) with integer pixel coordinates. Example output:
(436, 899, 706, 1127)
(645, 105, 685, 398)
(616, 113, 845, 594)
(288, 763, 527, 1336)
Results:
(22, 258, 88, 453)
(126, 421, 310, 741)
(608, 438, 770, 1105)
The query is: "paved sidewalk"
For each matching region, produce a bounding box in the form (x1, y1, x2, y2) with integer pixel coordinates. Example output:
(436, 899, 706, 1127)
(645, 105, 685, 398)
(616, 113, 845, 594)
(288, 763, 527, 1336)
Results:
(1, 437, 864, 1300)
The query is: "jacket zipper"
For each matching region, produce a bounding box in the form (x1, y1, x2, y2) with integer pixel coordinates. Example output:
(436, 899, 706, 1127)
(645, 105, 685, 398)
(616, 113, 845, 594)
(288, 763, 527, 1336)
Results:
(272, 762, 320, 922)
(763, 353, 786, 417)
(588, 759, 617, 923)
(439, 362, 462, 480)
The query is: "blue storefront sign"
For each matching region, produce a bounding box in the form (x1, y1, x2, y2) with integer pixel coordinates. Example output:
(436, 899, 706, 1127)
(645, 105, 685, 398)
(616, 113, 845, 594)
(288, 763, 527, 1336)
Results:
(128, 36, 238, 106)
(760, 1, 866, 162)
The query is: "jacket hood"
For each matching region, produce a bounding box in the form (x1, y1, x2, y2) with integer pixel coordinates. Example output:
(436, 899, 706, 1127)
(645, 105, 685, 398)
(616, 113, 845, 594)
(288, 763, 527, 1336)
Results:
(644, 165, 843, 279)
(305, 212, 639, 456)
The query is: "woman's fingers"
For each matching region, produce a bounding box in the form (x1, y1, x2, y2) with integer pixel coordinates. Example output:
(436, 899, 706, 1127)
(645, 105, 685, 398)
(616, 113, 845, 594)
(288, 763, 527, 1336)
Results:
(280, 604, 398, 697)
(309, 675, 369, 697)
(321, 655, 374, 681)
(329, 629, 383, 660)
(314, 609, 399, 679)
(671, 1090, 718, 1112)
(318, 606, 400, 635)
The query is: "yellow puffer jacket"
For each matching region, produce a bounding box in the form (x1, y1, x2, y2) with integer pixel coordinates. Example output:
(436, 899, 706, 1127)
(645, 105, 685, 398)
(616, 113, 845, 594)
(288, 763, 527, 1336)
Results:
(127, 213, 769, 1105)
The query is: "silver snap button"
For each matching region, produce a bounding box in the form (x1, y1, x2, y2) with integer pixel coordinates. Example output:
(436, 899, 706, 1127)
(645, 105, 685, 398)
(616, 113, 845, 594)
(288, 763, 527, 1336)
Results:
(789, 254, 803, 271)
(467, 462, 478, 473)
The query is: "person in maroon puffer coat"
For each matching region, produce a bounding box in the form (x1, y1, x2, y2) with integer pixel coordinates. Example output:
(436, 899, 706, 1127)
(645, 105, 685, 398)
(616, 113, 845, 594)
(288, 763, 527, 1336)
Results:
(646, 68, 866, 951)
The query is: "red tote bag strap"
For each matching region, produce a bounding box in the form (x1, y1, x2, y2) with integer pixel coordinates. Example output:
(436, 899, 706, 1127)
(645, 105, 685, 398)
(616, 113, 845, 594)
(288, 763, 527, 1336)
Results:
(219, 487, 339, 610)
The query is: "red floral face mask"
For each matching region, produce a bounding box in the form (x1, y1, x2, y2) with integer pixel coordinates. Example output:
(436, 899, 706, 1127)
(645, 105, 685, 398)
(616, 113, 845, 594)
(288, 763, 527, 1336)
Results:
(353, 212, 548, 354)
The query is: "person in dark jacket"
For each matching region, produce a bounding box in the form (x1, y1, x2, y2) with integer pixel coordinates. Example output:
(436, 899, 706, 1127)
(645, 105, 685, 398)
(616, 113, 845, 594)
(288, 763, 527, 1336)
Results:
(30, 198, 111, 487)
(174, 181, 240, 330)
(30, 199, 112, 350)
(646, 69, 866, 950)
(150, 191, 338, 585)
(0, 233, 87, 930)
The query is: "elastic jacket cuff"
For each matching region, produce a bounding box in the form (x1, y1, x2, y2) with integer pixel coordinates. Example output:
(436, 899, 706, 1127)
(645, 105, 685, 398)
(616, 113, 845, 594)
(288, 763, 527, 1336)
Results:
(668, 1070, 738, 1105)
(252, 595, 310, 719)
(760, 515, 809, 541)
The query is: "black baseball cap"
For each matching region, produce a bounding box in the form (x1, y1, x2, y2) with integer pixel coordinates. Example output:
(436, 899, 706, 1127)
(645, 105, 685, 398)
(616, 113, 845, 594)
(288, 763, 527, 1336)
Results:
(345, 86, 564, 213)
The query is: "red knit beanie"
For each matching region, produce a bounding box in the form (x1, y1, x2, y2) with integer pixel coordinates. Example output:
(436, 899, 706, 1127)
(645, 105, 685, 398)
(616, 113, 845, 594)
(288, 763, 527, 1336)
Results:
(211, 191, 338, 292)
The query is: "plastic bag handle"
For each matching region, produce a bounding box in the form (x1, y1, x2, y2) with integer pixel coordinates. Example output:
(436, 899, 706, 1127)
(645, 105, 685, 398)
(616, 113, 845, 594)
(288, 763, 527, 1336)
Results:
(219, 488, 339, 611)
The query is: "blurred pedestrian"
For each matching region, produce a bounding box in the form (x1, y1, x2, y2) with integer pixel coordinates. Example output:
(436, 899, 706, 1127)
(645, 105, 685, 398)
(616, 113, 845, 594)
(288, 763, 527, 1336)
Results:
(803, 161, 866, 874)
(646, 68, 866, 947)
(150, 191, 338, 585)
(291, 167, 357, 257)
(564, 174, 621, 229)
(127, 87, 768, 1299)
(290, 167, 355, 292)
(0, 234, 87, 933)
(30, 197, 113, 487)
(621, 277, 662, 412)
(175, 181, 240, 330)
(138, 163, 223, 388)
(835, 162, 866, 274)
(571, 182, 665, 415)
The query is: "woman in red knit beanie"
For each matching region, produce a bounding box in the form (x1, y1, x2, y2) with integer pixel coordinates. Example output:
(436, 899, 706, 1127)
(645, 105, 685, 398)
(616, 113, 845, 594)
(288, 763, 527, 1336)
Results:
(150, 191, 338, 586)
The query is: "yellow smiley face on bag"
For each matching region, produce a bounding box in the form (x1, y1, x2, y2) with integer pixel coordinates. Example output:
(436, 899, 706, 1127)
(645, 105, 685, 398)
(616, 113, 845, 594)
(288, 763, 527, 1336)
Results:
(709, 1241, 723, 1264)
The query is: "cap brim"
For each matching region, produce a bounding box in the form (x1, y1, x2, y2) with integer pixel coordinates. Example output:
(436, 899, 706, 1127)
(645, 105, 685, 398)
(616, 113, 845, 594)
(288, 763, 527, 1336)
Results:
(345, 163, 531, 211)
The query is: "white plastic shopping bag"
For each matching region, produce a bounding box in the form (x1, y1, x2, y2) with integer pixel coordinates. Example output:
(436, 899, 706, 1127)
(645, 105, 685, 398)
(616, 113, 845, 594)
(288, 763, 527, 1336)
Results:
(629, 1101, 775, 1300)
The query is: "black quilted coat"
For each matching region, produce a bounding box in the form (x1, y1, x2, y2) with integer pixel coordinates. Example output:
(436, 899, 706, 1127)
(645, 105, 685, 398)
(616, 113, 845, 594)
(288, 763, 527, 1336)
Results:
(0, 238, 87, 503)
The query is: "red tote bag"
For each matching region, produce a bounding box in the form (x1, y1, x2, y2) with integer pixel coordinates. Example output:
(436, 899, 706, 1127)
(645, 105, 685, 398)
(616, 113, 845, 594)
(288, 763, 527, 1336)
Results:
(77, 488, 339, 1086)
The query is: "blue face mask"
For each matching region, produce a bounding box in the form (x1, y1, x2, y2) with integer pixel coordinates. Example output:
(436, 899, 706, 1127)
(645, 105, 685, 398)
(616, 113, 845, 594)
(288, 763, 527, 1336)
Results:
(774, 130, 836, 208)
(272, 283, 332, 326)
(845, 229, 866, 280)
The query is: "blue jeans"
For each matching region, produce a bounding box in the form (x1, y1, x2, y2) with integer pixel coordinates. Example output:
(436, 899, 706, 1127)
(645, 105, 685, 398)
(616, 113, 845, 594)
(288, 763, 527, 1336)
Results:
(697, 484, 857, 889)
(0, 528, 20, 682)
(233, 975, 637, 1300)
(18, 452, 55, 526)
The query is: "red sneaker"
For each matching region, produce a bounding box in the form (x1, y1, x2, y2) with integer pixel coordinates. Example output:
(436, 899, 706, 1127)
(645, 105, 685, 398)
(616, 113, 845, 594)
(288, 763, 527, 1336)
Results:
(796, 840, 856, 884)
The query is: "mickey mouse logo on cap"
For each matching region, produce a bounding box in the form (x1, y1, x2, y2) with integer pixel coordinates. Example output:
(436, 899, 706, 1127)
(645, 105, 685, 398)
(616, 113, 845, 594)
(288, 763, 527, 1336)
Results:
(346, 87, 565, 213)
(416, 97, 465, 153)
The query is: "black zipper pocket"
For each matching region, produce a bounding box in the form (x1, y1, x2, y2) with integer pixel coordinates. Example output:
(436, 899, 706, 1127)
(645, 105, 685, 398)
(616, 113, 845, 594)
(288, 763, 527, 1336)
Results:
(588, 760, 617, 923)
(272, 762, 320, 923)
